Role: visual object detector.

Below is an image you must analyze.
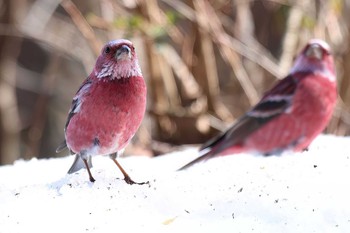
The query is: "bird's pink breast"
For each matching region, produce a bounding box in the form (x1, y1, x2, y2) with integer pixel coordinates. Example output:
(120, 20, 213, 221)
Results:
(66, 76, 146, 155)
(227, 74, 337, 154)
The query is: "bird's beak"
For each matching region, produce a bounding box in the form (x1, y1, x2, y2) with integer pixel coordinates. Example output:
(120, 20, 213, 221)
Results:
(305, 44, 323, 60)
(116, 45, 131, 61)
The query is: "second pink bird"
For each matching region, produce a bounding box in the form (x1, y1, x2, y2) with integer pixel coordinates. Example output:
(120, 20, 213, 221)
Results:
(180, 39, 337, 170)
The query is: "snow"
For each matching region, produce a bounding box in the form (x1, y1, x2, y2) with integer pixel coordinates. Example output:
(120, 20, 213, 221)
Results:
(1, 134, 350, 233)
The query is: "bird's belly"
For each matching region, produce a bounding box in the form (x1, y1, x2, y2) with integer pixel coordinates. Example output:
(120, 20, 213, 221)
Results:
(66, 85, 146, 155)
(66, 112, 138, 156)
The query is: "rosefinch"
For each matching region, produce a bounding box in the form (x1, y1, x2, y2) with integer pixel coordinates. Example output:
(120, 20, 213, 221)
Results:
(180, 39, 337, 170)
(56, 39, 147, 183)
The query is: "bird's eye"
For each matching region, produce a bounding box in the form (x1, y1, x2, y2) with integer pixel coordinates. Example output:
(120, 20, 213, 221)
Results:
(105, 46, 111, 54)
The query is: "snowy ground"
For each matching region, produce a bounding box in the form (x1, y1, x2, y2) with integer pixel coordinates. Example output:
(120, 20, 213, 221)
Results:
(0, 135, 350, 233)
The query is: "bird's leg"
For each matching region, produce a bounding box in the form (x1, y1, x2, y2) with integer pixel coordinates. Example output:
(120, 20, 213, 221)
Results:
(110, 153, 148, 185)
(83, 158, 95, 182)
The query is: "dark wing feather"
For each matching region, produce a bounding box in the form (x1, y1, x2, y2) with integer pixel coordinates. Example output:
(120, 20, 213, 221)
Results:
(55, 80, 92, 153)
(64, 80, 92, 131)
(179, 75, 298, 170)
(199, 114, 270, 151)
(179, 115, 273, 170)
(200, 74, 297, 153)
(260, 74, 297, 99)
(64, 98, 79, 131)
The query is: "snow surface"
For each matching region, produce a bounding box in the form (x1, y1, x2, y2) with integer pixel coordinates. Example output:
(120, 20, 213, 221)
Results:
(1, 135, 350, 233)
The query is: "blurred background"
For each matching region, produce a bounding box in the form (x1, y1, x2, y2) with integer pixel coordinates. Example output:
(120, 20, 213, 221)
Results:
(0, 0, 350, 165)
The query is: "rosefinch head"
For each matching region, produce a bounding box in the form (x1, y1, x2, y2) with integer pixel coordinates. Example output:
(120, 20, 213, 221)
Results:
(180, 39, 337, 170)
(57, 39, 147, 184)
(94, 39, 142, 80)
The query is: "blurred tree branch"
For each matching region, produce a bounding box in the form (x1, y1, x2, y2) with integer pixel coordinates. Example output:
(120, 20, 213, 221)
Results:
(0, 0, 349, 163)
(61, 0, 102, 56)
(0, 0, 23, 164)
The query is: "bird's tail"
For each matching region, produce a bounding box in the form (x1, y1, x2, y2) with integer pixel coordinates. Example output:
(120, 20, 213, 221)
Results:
(178, 144, 244, 171)
(67, 155, 92, 174)
(177, 148, 215, 171)
(56, 140, 67, 153)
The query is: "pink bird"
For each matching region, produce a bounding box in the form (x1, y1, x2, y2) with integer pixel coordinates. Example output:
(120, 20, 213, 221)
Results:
(56, 39, 147, 183)
(180, 39, 337, 170)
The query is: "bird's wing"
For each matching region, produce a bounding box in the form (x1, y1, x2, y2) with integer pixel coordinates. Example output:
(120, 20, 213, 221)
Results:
(55, 79, 92, 153)
(178, 75, 298, 170)
(200, 74, 298, 152)
(64, 80, 92, 131)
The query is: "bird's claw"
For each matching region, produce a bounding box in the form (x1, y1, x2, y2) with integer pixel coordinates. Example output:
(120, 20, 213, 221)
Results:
(123, 176, 149, 186)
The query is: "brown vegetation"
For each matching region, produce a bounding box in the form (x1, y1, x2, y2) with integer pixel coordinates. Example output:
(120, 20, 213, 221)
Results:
(0, 0, 349, 164)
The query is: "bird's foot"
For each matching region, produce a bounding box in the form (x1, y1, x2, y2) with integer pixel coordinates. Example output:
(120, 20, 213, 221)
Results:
(123, 175, 149, 186)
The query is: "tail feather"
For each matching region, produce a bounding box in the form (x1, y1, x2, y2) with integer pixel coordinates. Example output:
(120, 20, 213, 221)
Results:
(67, 155, 93, 174)
(178, 148, 213, 171)
(178, 143, 245, 170)
(56, 140, 67, 153)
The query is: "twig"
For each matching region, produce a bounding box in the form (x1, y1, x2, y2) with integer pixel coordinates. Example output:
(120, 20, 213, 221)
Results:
(195, 0, 259, 105)
(157, 49, 182, 109)
(162, 0, 283, 78)
(158, 44, 201, 99)
(278, 0, 308, 75)
(61, 0, 102, 56)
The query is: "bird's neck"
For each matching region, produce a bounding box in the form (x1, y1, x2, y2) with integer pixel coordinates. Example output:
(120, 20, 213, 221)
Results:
(94, 60, 142, 80)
